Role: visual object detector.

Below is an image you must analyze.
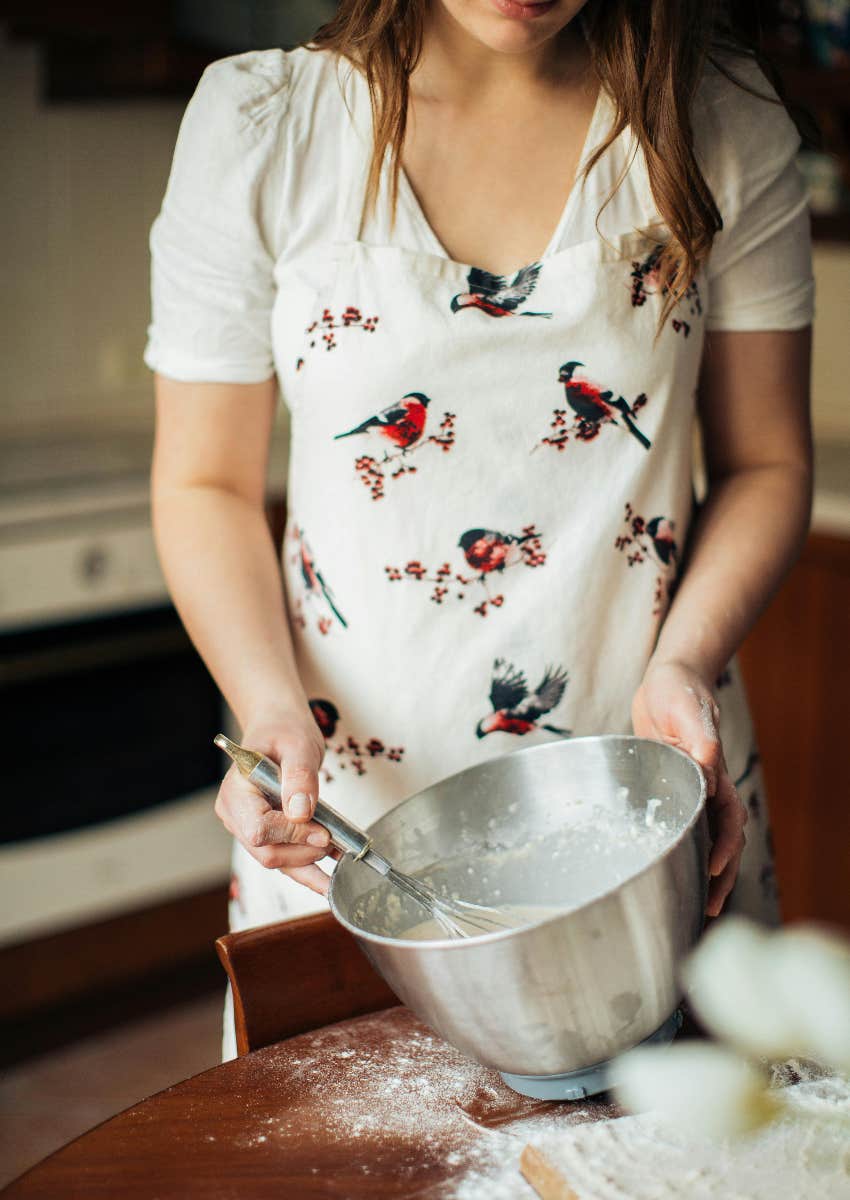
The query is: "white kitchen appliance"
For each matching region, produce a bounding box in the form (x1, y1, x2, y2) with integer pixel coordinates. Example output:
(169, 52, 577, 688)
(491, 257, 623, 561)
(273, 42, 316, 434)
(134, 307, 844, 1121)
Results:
(0, 429, 233, 947)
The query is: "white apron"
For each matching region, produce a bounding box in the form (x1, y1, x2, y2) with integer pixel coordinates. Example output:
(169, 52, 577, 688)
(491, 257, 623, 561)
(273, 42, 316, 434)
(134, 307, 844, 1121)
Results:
(227, 112, 780, 946)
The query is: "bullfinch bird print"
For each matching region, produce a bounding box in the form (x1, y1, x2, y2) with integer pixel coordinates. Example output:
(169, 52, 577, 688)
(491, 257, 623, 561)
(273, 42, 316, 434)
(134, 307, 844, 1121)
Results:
(630, 244, 702, 324)
(458, 528, 534, 576)
(476, 658, 571, 738)
(646, 516, 677, 566)
(310, 698, 340, 740)
(298, 534, 347, 629)
(334, 393, 431, 456)
(558, 361, 651, 450)
(450, 264, 553, 318)
(630, 245, 664, 308)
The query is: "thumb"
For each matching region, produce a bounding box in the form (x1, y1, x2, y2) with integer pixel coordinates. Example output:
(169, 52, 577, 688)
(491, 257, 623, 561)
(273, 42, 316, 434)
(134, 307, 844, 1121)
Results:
(273, 725, 323, 822)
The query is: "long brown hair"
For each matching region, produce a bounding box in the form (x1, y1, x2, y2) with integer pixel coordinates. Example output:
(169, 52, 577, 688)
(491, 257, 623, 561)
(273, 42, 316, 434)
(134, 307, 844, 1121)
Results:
(305, 1, 810, 334)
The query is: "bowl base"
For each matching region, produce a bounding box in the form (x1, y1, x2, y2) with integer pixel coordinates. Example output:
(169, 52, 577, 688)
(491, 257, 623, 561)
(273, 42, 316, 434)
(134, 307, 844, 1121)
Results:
(499, 1008, 683, 1101)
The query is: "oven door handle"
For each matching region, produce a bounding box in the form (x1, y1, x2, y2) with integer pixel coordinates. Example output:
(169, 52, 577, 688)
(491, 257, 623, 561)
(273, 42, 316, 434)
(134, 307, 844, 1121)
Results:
(0, 624, 192, 686)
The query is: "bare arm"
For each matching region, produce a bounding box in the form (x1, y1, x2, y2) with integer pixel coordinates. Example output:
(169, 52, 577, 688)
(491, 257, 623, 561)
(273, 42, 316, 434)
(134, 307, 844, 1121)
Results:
(151, 375, 333, 893)
(633, 327, 813, 916)
(653, 327, 812, 679)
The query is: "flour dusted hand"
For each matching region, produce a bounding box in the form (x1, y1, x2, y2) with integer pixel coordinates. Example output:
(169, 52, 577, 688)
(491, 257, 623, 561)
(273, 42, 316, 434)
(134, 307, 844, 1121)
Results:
(214, 712, 337, 895)
(632, 661, 747, 918)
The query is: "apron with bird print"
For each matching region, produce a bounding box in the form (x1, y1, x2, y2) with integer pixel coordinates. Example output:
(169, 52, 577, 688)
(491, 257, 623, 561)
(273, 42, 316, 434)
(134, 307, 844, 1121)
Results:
(226, 94, 779, 937)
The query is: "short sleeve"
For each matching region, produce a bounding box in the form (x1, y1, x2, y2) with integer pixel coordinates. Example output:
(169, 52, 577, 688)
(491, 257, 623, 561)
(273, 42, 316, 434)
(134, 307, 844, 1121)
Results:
(143, 50, 292, 383)
(697, 56, 815, 332)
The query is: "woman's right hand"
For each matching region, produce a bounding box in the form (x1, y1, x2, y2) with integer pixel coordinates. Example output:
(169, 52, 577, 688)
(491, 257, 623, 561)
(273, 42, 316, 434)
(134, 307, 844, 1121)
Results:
(214, 709, 335, 896)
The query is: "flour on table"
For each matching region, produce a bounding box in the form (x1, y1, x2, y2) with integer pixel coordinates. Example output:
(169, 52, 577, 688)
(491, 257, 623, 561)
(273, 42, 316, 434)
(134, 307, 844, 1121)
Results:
(227, 1005, 846, 1199)
(229, 1009, 606, 1197)
(520, 1072, 850, 1200)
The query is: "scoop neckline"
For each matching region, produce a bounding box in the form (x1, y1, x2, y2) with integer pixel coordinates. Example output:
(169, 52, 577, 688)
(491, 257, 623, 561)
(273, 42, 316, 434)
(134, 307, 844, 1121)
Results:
(393, 79, 608, 275)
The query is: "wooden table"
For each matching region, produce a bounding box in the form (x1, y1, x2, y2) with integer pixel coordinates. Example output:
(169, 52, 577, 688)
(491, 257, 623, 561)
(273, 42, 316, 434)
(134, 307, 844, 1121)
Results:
(1, 1007, 620, 1199)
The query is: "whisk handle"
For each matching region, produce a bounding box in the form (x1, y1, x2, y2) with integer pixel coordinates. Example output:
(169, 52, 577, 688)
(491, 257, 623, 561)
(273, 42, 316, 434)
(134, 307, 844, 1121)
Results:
(246, 753, 374, 861)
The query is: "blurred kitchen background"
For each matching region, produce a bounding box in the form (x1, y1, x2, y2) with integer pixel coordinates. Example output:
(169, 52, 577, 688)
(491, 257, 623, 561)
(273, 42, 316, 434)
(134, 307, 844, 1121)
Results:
(0, 0, 848, 1185)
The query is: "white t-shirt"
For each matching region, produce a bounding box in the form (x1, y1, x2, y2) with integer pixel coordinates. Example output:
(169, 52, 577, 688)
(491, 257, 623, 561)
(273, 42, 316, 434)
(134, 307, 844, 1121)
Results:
(143, 44, 814, 387)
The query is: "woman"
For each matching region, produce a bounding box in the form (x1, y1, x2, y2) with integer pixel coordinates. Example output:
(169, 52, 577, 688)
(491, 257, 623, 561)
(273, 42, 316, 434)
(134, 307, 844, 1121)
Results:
(145, 0, 813, 1058)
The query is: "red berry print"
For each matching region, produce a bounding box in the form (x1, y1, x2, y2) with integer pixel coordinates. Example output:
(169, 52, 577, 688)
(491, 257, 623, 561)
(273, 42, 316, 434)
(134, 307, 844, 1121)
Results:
(303, 304, 380, 354)
(288, 524, 347, 635)
(385, 525, 546, 617)
(614, 502, 678, 615)
(309, 696, 404, 783)
(537, 361, 651, 452)
(630, 244, 702, 336)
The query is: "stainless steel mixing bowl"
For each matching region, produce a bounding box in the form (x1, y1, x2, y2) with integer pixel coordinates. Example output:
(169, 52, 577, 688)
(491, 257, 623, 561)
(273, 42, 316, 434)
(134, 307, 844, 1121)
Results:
(329, 735, 708, 1077)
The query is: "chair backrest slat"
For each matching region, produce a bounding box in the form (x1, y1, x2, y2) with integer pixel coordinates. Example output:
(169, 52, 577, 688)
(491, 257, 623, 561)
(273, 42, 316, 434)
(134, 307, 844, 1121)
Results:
(216, 911, 399, 1054)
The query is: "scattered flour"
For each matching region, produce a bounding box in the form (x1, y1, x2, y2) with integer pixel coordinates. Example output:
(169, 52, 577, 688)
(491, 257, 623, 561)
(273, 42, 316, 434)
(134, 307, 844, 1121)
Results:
(519, 1073, 850, 1200)
(229, 1009, 612, 1195)
(699, 694, 719, 741)
(228, 1011, 847, 1198)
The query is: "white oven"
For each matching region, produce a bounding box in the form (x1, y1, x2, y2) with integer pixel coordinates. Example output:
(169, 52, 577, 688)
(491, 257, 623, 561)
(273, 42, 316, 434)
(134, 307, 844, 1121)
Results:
(0, 431, 233, 948)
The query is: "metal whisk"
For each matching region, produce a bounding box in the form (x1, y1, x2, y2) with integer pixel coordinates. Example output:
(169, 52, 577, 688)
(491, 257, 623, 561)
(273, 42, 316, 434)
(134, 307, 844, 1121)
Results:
(214, 734, 518, 938)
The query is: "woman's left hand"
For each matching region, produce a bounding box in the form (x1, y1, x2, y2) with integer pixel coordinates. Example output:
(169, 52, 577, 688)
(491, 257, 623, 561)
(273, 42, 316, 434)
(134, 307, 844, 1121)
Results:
(631, 660, 748, 918)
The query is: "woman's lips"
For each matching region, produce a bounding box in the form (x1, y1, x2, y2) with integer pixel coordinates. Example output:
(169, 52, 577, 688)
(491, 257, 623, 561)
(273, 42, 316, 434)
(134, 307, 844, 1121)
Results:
(490, 0, 558, 19)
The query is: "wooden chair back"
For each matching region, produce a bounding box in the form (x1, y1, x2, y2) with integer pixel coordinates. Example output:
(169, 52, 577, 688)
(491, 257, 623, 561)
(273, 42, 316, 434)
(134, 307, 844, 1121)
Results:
(215, 910, 399, 1055)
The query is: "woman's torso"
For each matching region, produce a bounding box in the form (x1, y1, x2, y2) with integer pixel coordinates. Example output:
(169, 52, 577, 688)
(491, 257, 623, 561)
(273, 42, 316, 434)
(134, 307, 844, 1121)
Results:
(222, 44, 778, 933)
(267, 46, 725, 830)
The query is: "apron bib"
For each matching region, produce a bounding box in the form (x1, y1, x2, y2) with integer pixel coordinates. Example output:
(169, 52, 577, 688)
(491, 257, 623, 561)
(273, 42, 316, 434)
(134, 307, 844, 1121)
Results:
(228, 106, 779, 930)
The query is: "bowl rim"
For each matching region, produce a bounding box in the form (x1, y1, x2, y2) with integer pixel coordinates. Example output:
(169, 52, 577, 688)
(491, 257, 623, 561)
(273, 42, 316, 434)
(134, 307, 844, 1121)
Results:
(328, 733, 708, 949)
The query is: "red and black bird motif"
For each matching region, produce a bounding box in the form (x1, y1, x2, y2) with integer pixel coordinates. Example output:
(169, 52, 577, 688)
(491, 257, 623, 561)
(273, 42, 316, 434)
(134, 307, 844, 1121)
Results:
(646, 516, 677, 566)
(630, 244, 665, 309)
(558, 361, 651, 450)
(614, 504, 677, 616)
(477, 658, 571, 738)
(630, 244, 702, 336)
(297, 532, 347, 629)
(451, 263, 553, 319)
(309, 698, 340, 740)
(615, 504, 677, 568)
(458, 528, 536, 575)
(384, 525, 542, 616)
(334, 392, 431, 454)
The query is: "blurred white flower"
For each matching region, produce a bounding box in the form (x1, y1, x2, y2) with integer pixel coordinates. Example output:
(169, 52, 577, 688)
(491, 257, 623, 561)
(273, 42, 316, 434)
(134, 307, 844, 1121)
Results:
(613, 1042, 782, 1137)
(681, 917, 795, 1057)
(772, 926, 850, 1073)
(682, 917, 850, 1071)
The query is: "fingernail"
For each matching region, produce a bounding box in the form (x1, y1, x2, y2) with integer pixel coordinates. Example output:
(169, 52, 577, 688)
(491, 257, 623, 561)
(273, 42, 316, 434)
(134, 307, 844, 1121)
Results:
(288, 792, 311, 818)
(307, 831, 329, 847)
